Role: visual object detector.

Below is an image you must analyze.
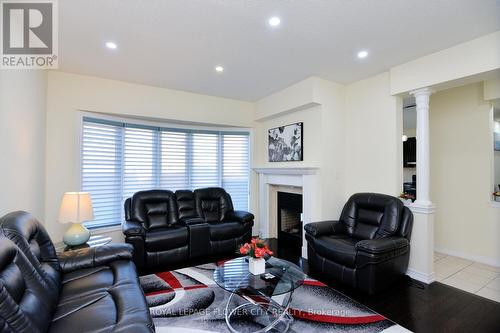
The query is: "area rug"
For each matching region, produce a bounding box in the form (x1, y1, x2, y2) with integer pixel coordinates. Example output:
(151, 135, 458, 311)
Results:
(140, 262, 411, 333)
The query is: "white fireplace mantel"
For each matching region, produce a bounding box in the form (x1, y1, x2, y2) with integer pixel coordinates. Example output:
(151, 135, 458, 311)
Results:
(253, 167, 319, 175)
(253, 166, 322, 258)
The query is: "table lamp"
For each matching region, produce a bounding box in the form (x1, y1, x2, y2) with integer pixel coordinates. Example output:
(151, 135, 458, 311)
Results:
(58, 192, 94, 246)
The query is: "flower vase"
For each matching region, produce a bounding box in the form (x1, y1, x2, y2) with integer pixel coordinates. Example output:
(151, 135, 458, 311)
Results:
(248, 257, 266, 275)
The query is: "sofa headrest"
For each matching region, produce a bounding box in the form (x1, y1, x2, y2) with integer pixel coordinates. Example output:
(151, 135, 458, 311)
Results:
(194, 187, 233, 223)
(0, 211, 61, 290)
(0, 237, 57, 332)
(175, 190, 197, 220)
(130, 190, 179, 230)
(340, 193, 404, 239)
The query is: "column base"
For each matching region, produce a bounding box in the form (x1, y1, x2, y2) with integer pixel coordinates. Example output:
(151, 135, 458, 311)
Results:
(407, 206, 435, 284)
(409, 201, 436, 214)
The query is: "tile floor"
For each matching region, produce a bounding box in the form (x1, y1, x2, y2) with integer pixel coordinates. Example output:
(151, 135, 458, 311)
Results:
(434, 252, 500, 303)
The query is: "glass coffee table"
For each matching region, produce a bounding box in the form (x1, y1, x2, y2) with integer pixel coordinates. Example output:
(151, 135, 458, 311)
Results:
(213, 256, 306, 333)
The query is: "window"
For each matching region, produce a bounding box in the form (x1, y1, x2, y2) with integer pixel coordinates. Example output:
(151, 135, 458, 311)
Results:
(81, 117, 250, 228)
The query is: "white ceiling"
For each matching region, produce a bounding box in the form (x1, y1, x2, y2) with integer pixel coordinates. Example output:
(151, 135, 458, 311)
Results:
(58, 0, 500, 101)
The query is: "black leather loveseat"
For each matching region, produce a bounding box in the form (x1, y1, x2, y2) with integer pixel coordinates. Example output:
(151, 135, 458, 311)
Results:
(123, 187, 254, 271)
(305, 193, 413, 294)
(0, 211, 154, 333)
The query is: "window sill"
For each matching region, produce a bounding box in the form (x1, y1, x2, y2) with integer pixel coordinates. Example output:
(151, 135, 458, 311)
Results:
(87, 224, 122, 234)
(490, 201, 500, 208)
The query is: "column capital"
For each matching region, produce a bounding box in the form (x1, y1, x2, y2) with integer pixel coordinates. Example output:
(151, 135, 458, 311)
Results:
(409, 87, 434, 97)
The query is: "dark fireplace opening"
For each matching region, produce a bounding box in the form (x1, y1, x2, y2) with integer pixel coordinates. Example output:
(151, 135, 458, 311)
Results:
(277, 191, 303, 258)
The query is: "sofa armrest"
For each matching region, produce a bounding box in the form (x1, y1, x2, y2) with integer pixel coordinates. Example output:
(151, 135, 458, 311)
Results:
(58, 243, 133, 274)
(304, 220, 345, 237)
(355, 237, 409, 254)
(122, 220, 144, 237)
(225, 210, 254, 224)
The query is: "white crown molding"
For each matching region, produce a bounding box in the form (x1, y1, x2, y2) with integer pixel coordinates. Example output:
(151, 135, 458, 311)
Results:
(253, 167, 319, 175)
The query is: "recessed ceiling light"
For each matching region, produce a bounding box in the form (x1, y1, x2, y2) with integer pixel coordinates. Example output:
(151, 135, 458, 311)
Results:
(268, 16, 281, 27)
(357, 50, 369, 59)
(105, 42, 117, 49)
(215, 66, 224, 72)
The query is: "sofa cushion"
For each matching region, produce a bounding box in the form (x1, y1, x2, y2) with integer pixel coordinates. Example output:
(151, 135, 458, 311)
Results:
(0, 211, 61, 291)
(0, 238, 56, 333)
(209, 221, 245, 241)
(49, 261, 153, 333)
(313, 234, 358, 268)
(145, 225, 188, 252)
(131, 190, 179, 230)
(176, 190, 198, 220)
(340, 193, 403, 239)
(194, 187, 234, 223)
(58, 259, 138, 302)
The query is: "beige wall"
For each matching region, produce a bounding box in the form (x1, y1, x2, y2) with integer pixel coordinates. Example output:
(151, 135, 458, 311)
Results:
(45, 71, 255, 242)
(431, 83, 500, 264)
(0, 70, 47, 219)
(254, 77, 347, 221)
(254, 105, 322, 168)
(345, 72, 402, 197)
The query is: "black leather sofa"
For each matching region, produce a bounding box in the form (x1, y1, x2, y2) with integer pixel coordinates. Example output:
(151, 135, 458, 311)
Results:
(0, 211, 154, 333)
(123, 187, 254, 271)
(305, 193, 413, 294)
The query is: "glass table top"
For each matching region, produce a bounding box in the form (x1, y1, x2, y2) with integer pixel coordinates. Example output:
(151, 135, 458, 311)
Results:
(213, 256, 306, 298)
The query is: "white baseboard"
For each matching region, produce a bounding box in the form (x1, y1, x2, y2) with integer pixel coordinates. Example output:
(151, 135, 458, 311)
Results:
(406, 268, 435, 284)
(435, 247, 500, 268)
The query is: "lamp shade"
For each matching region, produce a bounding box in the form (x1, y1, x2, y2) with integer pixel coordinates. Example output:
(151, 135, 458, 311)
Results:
(58, 192, 94, 224)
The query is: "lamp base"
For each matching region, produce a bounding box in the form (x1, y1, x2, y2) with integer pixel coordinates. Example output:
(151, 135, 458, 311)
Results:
(63, 223, 91, 246)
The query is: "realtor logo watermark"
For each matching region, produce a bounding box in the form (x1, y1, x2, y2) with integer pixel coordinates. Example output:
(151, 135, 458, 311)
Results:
(1, 0, 58, 69)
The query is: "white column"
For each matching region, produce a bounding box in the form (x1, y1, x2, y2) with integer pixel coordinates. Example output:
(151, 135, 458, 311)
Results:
(410, 87, 434, 207)
(407, 87, 436, 284)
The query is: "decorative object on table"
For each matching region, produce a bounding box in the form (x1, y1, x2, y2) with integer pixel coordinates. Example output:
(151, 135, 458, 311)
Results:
(58, 192, 94, 246)
(493, 185, 500, 202)
(239, 238, 273, 275)
(268, 122, 303, 162)
(399, 192, 415, 204)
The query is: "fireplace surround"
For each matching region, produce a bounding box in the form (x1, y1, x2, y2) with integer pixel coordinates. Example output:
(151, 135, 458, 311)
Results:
(253, 167, 321, 258)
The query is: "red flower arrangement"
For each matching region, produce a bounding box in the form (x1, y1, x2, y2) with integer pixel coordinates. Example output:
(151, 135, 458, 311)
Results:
(239, 238, 273, 258)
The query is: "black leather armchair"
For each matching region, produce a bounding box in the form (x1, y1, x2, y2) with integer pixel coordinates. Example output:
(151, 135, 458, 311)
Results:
(305, 193, 413, 294)
(123, 187, 254, 271)
(0, 211, 154, 333)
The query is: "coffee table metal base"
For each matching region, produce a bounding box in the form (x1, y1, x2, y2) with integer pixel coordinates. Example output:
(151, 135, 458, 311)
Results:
(224, 291, 294, 333)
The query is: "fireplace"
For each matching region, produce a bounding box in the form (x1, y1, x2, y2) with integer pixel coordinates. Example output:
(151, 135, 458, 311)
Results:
(277, 191, 303, 257)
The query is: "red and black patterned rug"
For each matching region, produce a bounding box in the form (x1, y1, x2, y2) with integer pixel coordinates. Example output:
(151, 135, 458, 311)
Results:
(140, 262, 411, 333)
